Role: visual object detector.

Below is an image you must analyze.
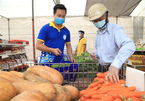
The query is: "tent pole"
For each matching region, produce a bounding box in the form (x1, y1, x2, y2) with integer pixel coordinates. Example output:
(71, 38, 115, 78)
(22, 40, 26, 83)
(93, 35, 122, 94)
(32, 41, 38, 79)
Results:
(32, 0, 36, 63)
(116, 16, 118, 24)
(8, 19, 10, 41)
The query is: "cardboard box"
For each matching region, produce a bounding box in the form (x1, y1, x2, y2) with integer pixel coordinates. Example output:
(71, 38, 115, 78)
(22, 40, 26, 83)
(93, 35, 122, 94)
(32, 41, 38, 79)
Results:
(126, 67, 145, 91)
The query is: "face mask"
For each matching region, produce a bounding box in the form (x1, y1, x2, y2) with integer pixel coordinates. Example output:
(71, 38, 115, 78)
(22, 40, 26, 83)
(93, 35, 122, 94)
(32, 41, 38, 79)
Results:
(94, 19, 106, 29)
(55, 17, 65, 25)
(78, 34, 81, 37)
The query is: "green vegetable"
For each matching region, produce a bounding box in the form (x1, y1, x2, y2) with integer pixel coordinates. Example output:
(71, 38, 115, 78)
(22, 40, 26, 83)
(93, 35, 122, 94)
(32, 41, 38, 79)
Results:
(51, 63, 70, 68)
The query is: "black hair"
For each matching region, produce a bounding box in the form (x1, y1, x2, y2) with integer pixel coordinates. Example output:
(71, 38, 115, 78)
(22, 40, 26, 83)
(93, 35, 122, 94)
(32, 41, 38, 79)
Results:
(78, 30, 85, 34)
(53, 4, 67, 14)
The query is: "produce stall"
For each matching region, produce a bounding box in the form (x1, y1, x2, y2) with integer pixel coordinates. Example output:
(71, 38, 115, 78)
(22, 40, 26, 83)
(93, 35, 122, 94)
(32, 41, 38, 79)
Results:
(0, 0, 145, 100)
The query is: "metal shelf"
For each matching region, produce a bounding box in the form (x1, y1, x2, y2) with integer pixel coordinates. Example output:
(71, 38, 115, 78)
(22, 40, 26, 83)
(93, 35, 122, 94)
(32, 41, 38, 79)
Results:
(0, 43, 28, 47)
(0, 52, 26, 57)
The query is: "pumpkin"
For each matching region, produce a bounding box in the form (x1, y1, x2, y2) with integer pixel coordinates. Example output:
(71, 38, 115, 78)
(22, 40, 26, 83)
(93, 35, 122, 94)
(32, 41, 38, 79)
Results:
(53, 84, 68, 101)
(23, 71, 51, 84)
(63, 85, 79, 101)
(26, 65, 63, 85)
(0, 71, 24, 83)
(62, 86, 72, 101)
(10, 71, 24, 79)
(10, 90, 47, 101)
(0, 77, 16, 101)
(13, 82, 56, 101)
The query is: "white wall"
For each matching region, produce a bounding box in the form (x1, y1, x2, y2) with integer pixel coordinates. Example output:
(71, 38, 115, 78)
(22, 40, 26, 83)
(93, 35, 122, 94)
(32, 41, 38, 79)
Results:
(0, 16, 140, 61)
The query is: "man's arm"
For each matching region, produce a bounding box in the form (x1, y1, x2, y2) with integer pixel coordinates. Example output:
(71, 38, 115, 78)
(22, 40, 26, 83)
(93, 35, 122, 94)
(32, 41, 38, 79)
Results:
(74, 46, 78, 56)
(66, 43, 75, 63)
(36, 40, 61, 56)
(83, 44, 86, 52)
(106, 27, 135, 84)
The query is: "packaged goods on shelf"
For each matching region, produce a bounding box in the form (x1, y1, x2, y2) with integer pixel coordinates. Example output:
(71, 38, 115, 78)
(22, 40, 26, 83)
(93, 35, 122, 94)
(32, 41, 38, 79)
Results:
(135, 39, 145, 50)
(128, 55, 145, 65)
(11, 40, 29, 45)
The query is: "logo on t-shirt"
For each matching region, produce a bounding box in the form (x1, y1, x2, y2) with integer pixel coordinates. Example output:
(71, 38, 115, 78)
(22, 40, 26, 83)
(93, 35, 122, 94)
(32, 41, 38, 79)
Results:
(63, 35, 66, 40)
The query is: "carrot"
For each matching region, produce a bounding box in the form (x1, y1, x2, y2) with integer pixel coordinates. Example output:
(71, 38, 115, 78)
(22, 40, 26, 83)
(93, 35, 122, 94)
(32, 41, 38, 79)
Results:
(104, 71, 108, 75)
(92, 85, 99, 90)
(111, 93, 120, 99)
(85, 99, 101, 101)
(128, 97, 141, 101)
(80, 90, 87, 96)
(80, 96, 86, 101)
(107, 91, 132, 97)
(97, 86, 110, 92)
(86, 87, 93, 90)
(114, 98, 123, 101)
(98, 78, 105, 84)
(102, 96, 114, 101)
(132, 91, 145, 98)
(126, 86, 136, 91)
(97, 72, 106, 78)
(120, 91, 145, 98)
(83, 91, 98, 98)
(93, 77, 98, 82)
(89, 82, 99, 88)
(92, 94, 105, 99)
(119, 92, 135, 98)
(98, 83, 102, 88)
(85, 99, 102, 101)
(98, 90, 109, 94)
(118, 79, 125, 84)
(102, 81, 112, 86)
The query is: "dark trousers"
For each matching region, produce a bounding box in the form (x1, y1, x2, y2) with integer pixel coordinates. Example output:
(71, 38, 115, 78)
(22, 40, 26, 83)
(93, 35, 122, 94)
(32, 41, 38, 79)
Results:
(98, 64, 110, 72)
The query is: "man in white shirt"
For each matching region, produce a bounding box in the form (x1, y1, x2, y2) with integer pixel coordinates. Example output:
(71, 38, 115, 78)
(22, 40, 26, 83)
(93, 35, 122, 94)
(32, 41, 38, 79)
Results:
(88, 3, 135, 83)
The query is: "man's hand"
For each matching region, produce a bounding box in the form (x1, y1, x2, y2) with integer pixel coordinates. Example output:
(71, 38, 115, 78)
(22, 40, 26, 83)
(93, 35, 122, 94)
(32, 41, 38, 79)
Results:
(70, 57, 76, 63)
(90, 53, 97, 60)
(52, 48, 62, 56)
(105, 65, 119, 84)
(142, 56, 145, 63)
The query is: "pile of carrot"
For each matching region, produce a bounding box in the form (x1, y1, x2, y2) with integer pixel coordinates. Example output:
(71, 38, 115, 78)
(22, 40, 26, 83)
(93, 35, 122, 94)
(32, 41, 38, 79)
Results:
(78, 71, 145, 101)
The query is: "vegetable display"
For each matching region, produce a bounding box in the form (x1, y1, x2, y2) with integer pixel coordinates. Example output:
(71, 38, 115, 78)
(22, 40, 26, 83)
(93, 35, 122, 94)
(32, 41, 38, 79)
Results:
(78, 71, 145, 101)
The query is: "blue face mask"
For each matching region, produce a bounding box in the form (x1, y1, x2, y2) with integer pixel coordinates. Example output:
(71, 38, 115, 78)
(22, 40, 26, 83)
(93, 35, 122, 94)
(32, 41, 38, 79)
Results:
(55, 17, 65, 25)
(78, 34, 81, 37)
(94, 19, 106, 29)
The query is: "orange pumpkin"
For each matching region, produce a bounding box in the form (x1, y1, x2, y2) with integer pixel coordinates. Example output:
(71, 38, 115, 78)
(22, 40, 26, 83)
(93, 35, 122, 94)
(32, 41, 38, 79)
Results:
(23, 71, 51, 84)
(53, 84, 68, 101)
(0, 77, 16, 101)
(25, 65, 63, 85)
(10, 90, 47, 101)
(10, 71, 24, 79)
(13, 82, 56, 101)
(0, 71, 24, 83)
(63, 85, 79, 101)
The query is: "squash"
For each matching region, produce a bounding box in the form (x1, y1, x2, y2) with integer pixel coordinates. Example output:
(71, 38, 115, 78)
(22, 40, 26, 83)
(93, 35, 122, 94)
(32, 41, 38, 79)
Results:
(53, 84, 68, 101)
(0, 77, 16, 101)
(62, 86, 72, 101)
(0, 71, 31, 83)
(10, 90, 47, 101)
(26, 65, 63, 85)
(13, 82, 56, 101)
(0, 71, 24, 83)
(23, 71, 51, 84)
(63, 85, 79, 101)
(10, 71, 24, 79)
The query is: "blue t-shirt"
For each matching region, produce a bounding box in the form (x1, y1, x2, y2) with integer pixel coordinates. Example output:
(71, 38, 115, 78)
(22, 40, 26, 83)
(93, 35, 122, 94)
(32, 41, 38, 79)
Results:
(37, 21, 71, 63)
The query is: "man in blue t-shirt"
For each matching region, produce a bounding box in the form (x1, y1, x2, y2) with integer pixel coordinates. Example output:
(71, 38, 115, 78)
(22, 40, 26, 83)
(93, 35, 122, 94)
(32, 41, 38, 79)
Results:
(36, 4, 75, 63)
